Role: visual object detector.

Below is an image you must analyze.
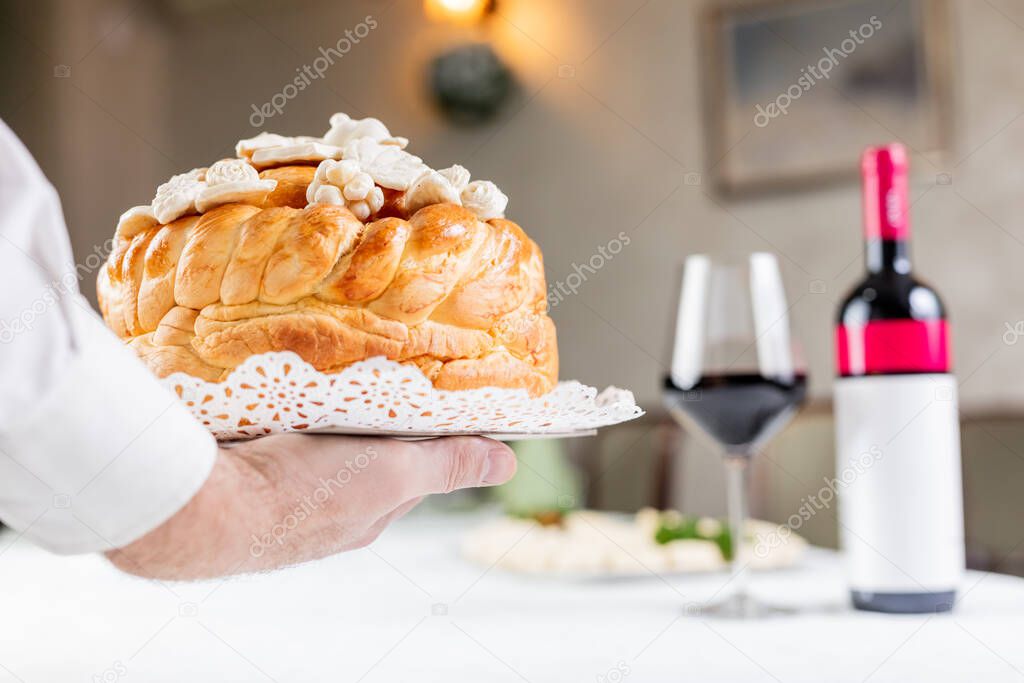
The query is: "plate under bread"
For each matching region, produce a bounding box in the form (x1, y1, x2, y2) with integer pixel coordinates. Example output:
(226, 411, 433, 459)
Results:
(221, 426, 597, 442)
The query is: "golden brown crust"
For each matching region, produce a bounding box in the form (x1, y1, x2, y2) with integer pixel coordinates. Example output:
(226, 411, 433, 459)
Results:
(98, 165, 558, 395)
(260, 166, 316, 209)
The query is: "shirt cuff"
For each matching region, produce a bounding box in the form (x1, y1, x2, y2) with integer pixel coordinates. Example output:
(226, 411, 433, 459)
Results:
(0, 301, 217, 554)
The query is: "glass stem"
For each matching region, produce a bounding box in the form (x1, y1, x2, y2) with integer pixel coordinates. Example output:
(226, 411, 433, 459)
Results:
(724, 452, 751, 611)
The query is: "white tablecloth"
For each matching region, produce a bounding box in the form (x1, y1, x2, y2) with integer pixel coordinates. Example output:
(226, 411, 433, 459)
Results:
(2, 512, 1023, 682)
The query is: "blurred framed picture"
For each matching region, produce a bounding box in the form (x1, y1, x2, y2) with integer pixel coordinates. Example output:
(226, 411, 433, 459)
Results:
(702, 0, 953, 196)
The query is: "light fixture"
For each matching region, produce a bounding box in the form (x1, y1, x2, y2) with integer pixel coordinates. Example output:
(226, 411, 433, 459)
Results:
(424, 0, 494, 26)
(430, 43, 512, 124)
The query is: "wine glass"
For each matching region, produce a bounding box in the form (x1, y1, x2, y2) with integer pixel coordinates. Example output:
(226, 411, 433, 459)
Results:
(663, 253, 807, 618)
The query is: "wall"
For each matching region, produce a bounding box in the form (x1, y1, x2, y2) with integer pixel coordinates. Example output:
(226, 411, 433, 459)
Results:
(3, 0, 1024, 411)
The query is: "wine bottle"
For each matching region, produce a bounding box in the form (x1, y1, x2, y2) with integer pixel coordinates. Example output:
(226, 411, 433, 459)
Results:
(833, 143, 965, 614)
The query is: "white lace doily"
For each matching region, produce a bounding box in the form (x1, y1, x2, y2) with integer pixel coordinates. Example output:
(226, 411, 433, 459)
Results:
(163, 352, 644, 441)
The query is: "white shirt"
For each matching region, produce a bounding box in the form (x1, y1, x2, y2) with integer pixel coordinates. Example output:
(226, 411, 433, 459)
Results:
(0, 120, 216, 554)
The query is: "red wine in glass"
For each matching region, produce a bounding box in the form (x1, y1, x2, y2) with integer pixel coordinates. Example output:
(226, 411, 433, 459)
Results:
(663, 253, 806, 618)
(663, 373, 807, 453)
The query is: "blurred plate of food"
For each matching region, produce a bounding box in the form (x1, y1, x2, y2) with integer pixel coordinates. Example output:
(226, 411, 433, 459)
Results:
(461, 508, 806, 579)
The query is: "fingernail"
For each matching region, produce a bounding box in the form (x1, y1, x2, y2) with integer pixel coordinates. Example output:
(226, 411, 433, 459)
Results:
(482, 448, 516, 485)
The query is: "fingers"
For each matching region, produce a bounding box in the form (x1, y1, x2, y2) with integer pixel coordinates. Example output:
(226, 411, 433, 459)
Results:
(405, 436, 517, 496)
(256, 434, 516, 523)
(350, 496, 426, 550)
(227, 434, 517, 566)
(383, 496, 425, 524)
(348, 438, 517, 550)
(351, 438, 517, 545)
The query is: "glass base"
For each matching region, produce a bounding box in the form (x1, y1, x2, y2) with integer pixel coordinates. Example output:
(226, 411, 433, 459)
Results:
(692, 592, 795, 619)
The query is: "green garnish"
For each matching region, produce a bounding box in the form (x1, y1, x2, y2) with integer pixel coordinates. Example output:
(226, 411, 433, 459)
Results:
(655, 514, 733, 561)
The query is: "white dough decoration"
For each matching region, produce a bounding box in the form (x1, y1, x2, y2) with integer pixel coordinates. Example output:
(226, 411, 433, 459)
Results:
(406, 163, 508, 219)
(438, 164, 471, 192)
(250, 141, 343, 170)
(195, 158, 277, 213)
(205, 157, 259, 185)
(231, 114, 509, 220)
(236, 132, 318, 159)
(151, 168, 206, 224)
(405, 170, 461, 215)
(306, 159, 384, 221)
(323, 112, 408, 149)
(341, 138, 429, 191)
(115, 205, 160, 240)
(461, 180, 508, 220)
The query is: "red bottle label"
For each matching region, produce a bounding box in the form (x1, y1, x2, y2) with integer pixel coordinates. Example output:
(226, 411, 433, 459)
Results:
(836, 319, 950, 375)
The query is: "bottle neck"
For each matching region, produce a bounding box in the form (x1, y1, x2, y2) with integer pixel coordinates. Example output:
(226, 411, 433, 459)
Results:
(866, 238, 911, 275)
(861, 144, 911, 274)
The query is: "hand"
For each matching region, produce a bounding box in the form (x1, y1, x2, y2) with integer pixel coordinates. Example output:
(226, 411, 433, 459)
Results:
(105, 434, 517, 580)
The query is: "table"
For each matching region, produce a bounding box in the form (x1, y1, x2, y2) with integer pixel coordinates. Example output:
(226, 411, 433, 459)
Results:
(1, 512, 1023, 682)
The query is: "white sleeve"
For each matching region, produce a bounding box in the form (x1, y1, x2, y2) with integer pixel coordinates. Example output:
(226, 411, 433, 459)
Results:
(0, 119, 217, 554)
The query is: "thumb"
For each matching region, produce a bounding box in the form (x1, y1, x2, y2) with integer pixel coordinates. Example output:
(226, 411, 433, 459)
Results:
(411, 437, 517, 494)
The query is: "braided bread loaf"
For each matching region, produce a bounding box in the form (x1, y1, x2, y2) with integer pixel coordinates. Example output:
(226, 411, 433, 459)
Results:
(97, 160, 558, 396)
